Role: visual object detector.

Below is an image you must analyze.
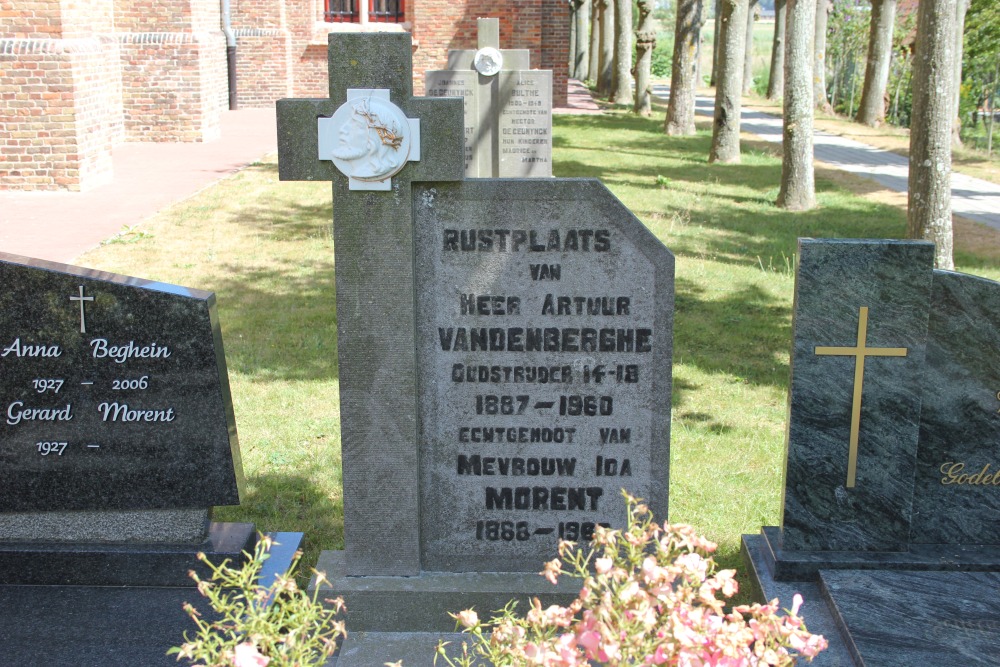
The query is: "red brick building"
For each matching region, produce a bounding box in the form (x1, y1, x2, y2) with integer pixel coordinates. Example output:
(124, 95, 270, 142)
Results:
(0, 0, 569, 191)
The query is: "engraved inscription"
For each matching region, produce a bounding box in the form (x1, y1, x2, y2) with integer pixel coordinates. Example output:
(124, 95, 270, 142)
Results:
(940, 462, 1000, 486)
(417, 190, 669, 567)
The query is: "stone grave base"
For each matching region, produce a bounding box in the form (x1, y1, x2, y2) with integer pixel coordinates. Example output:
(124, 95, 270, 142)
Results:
(325, 631, 470, 667)
(742, 533, 1000, 666)
(755, 526, 1000, 581)
(0, 521, 257, 586)
(0, 531, 302, 666)
(311, 550, 581, 633)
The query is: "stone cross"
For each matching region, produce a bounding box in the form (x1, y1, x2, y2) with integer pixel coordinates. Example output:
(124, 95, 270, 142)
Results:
(426, 18, 552, 178)
(276, 33, 464, 576)
(445, 17, 531, 73)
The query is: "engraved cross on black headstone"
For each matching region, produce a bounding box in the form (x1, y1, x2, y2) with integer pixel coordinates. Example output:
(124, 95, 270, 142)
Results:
(276, 33, 464, 576)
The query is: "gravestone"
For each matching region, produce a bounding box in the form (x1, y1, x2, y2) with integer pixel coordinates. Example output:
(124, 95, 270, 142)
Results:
(277, 31, 672, 665)
(425, 18, 553, 178)
(0, 252, 300, 666)
(742, 238, 1000, 666)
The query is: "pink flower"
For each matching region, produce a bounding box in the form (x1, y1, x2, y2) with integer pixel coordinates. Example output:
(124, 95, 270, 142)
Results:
(595, 557, 613, 575)
(789, 593, 803, 617)
(232, 642, 269, 667)
(542, 558, 562, 585)
(456, 609, 479, 629)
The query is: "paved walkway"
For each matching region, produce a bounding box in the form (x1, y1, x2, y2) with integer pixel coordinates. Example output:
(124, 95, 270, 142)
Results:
(0, 108, 278, 264)
(651, 84, 1000, 231)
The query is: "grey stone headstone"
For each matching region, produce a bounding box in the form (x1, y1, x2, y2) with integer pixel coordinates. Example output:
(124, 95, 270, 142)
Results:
(425, 17, 552, 178)
(278, 32, 673, 660)
(497, 70, 553, 177)
(424, 70, 479, 175)
(0, 252, 243, 515)
(911, 270, 1000, 545)
(414, 179, 673, 572)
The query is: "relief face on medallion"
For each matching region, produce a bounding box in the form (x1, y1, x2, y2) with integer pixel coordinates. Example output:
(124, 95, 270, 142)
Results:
(323, 94, 412, 183)
(474, 47, 503, 76)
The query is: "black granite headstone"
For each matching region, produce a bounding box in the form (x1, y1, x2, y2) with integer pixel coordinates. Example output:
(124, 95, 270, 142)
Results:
(0, 253, 243, 512)
(743, 238, 1000, 666)
(0, 253, 302, 665)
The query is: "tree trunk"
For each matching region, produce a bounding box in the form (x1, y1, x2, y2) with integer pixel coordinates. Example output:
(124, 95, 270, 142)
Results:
(711, 0, 722, 86)
(598, 0, 615, 97)
(767, 0, 787, 99)
(573, 0, 591, 80)
(635, 0, 656, 116)
(743, 0, 760, 94)
(589, 0, 601, 82)
(777, 0, 816, 209)
(951, 0, 969, 144)
(666, 0, 704, 133)
(856, 0, 897, 126)
(814, 0, 832, 112)
(907, 0, 957, 270)
(710, 0, 749, 163)
(610, 0, 634, 104)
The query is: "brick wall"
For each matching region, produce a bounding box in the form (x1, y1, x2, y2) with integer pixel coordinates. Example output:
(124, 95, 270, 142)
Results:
(0, 0, 121, 191)
(116, 0, 227, 141)
(231, 0, 294, 107)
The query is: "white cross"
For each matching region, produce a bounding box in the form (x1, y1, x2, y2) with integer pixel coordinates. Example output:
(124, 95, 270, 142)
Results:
(69, 285, 94, 333)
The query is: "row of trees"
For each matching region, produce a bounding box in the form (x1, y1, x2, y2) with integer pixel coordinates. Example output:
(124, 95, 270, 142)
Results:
(567, 0, 979, 268)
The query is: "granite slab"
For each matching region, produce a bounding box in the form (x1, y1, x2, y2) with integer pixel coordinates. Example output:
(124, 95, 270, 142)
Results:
(819, 569, 1000, 666)
(756, 526, 1000, 581)
(0, 521, 255, 585)
(0, 532, 301, 665)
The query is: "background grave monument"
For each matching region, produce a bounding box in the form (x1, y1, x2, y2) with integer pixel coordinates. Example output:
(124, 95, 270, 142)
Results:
(0, 252, 300, 666)
(743, 238, 1000, 666)
(277, 31, 672, 665)
(425, 18, 553, 178)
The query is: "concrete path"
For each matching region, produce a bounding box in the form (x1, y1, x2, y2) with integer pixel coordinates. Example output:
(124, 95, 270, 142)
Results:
(0, 108, 278, 264)
(651, 85, 1000, 232)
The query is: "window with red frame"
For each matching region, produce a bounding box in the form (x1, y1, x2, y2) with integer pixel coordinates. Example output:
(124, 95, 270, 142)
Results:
(369, 0, 405, 22)
(324, 0, 404, 22)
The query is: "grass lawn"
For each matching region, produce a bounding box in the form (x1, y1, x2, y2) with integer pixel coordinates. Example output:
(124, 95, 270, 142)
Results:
(80, 107, 1000, 599)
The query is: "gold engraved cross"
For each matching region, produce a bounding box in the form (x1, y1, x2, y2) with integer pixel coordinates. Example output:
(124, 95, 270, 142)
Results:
(814, 306, 907, 488)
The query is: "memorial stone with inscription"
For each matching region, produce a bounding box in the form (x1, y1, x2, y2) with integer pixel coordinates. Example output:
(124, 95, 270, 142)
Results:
(742, 239, 1000, 667)
(277, 31, 671, 664)
(425, 18, 553, 178)
(0, 253, 300, 666)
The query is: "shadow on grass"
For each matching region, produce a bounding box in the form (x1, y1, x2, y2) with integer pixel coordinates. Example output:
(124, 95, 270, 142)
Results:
(211, 260, 339, 382)
(215, 470, 344, 557)
(674, 276, 792, 389)
(554, 112, 911, 276)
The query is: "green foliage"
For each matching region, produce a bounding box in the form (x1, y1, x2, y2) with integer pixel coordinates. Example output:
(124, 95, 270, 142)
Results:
(960, 0, 1000, 151)
(652, 40, 673, 78)
(885, 9, 915, 127)
(169, 536, 345, 667)
(825, 0, 869, 118)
